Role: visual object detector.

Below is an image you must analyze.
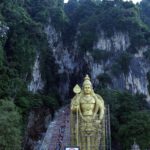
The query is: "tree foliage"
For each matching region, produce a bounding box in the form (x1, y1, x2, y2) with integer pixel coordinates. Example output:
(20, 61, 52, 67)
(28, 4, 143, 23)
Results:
(0, 0, 150, 149)
(111, 52, 132, 75)
(64, 0, 150, 52)
(0, 0, 63, 147)
(0, 100, 22, 150)
(97, 89, 150, 149)
(140, 0, 150, 27)
(119, 111, 150, 149)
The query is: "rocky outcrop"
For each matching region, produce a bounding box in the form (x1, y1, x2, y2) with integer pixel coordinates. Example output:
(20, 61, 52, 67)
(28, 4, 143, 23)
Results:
(94, 31, 130, 52)
(45, 24, 78, 101)
(28, 54, 44, 93)
(93, 35, 150, 100)
(44, 24, 150, 101)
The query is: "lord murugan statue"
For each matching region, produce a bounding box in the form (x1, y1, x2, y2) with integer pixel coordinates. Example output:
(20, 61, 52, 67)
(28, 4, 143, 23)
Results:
(70, 75, 105, 150)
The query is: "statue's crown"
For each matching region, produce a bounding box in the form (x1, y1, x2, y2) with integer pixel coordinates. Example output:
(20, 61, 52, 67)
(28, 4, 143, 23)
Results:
(83, 74, 92, 86)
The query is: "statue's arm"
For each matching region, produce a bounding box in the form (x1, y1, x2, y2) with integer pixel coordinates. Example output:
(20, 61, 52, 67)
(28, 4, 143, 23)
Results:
(93, 94, 105, 121)
(71, 95, 78, 112)
(71, 94, 81, 113)
(71, 94, 89, 122)
(93, 97, 99, 119)
(99, 100, 105, 121)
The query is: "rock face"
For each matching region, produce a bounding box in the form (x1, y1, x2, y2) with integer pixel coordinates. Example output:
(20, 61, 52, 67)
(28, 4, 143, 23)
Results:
(27, 19, 150, 102)
(45, 24, 79, 101)
(43, 24, 150, 101)
(28, 54, 44, 93)
(122, 55, 150, 100)
(94, 32, 130, 52)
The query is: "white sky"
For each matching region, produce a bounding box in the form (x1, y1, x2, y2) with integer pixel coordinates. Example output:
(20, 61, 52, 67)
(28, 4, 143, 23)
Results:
(64, 0, 142, 4)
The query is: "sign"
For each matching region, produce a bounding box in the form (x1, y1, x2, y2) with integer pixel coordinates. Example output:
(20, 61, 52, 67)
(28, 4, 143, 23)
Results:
(65, 147, 80, 150)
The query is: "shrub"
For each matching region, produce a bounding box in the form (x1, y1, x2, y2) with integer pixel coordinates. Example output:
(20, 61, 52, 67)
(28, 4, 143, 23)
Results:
(0, 100, 22, 150)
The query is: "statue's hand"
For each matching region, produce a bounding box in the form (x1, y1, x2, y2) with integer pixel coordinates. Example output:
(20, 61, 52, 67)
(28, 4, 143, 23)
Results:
(92, 114, 97, 120)
(95, 120, 101, 124)
(71, 105, 79, 112)
(95, 120, 102, 128)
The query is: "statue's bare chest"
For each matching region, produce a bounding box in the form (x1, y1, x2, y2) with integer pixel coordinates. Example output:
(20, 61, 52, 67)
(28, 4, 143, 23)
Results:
(80, 96, 95, 104)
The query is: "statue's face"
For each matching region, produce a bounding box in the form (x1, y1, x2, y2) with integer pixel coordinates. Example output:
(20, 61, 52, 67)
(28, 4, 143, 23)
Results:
(83, 84, 92, 95)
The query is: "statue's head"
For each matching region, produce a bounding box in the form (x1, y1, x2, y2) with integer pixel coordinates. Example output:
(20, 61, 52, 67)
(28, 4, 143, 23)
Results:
(83, 75, 93, 95)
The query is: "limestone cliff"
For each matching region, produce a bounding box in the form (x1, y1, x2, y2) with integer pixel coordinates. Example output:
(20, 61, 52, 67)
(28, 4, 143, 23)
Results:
(39, 25, 150, 102)
(25, 0, 150, 149)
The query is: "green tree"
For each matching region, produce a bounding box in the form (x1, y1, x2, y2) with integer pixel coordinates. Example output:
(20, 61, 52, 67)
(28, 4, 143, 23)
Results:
(140, 0, 150, 27)
(119, 111, 150, 149)
(97, 73, 112, 89)
(111, 52, 132, 75)
(0, 41, 4, 67)
(97, 89, 149, 149)
(0, 100, 22, 150)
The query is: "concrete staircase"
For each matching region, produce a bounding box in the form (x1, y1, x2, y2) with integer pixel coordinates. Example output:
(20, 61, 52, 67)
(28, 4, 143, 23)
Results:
(40, 106, 70, 150)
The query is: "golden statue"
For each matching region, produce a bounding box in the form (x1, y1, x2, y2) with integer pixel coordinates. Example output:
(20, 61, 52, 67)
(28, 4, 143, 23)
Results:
(70, 75, 105, 150)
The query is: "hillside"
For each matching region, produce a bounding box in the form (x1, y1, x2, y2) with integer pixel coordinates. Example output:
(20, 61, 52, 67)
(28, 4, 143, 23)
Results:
(0, 0, 150, 149)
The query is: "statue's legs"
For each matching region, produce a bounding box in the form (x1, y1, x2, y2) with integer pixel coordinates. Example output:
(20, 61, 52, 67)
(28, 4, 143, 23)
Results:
(80, 131, 86, 150)
(71, 115, 102, 150)
(87, 135, 91, 150)
(79, 132, 100, 150)
(79, 121, 101, 150)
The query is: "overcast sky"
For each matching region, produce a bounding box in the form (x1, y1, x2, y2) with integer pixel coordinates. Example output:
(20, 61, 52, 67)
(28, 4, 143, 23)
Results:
(64, 0, 142, 4)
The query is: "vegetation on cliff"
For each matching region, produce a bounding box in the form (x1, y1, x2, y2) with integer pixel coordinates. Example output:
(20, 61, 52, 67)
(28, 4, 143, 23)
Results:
(0, 0, 64, 149)
(0, 0, 150, 149)
(64, 0, 150, 52)
(97, 89, 150, 149)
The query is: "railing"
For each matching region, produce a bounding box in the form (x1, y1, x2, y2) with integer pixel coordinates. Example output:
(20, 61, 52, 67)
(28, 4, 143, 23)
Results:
(105, 105, 111, 150)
